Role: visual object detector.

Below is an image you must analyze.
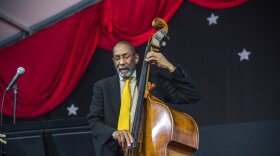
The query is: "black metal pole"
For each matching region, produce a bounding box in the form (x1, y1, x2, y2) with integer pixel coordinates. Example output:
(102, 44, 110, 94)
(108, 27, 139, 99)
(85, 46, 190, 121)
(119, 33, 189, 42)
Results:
(13, 83, 18, 124)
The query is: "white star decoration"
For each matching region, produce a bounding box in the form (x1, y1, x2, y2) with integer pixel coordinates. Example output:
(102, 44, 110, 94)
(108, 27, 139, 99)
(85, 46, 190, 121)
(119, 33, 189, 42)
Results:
(207, 13, 219, 26)
(67, 104, 79, 116)
(238, 48, 251, 61)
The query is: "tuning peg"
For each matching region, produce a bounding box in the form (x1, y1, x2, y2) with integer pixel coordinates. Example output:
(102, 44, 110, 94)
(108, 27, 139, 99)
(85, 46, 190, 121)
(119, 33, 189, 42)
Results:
(165, 35, 170, 40)
(161, 41, 166, 46)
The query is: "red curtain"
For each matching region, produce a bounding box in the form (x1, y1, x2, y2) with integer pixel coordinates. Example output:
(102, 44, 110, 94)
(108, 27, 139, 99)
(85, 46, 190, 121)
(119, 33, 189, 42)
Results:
(0, 0, 247, 118)
(98, 0, 183, 50)
(0, 4, 102, 118)
(188, 0, 247, 9)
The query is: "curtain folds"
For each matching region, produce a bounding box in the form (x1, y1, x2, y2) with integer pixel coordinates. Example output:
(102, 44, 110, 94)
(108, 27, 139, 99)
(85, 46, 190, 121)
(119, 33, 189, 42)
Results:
(98, 0, 183, 50)
(0, 4, 102, 118)
(188, 0, 247, 9)
(0, 0, 247, 118)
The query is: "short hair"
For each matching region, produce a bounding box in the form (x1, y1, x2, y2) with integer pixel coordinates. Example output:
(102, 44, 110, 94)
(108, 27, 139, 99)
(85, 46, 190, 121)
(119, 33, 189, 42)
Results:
(113, 41, 136, 54)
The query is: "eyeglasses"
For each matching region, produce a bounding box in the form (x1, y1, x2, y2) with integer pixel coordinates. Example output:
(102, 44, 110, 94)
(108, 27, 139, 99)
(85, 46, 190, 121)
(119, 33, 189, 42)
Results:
(112, 54, 133, 63)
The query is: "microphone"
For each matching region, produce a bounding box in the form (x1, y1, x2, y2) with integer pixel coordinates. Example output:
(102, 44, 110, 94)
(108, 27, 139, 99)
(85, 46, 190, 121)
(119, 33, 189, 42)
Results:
(5, 67, 25, 92)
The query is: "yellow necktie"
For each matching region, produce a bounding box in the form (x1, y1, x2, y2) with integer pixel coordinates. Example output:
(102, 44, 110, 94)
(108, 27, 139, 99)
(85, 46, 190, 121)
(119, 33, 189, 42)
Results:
(117, 77, 132, 131)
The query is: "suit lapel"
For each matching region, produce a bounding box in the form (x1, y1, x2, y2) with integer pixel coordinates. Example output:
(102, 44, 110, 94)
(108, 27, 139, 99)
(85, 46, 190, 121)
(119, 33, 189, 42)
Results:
(110, 75, 121, 118)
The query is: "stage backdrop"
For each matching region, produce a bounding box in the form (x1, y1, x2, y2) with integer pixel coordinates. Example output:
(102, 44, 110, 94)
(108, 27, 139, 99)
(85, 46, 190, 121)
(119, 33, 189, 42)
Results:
(1, 0, 280, 156)
(0, 0, 251, 123)
(1, 0, 279, 126)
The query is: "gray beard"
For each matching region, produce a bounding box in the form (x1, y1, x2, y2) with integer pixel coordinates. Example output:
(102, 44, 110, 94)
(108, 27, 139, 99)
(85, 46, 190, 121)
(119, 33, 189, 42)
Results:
(116, 65, 135, 79)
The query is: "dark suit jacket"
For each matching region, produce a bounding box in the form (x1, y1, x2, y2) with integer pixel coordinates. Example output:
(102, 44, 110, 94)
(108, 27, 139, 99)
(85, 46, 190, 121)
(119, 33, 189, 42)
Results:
(87, 66, 200, 156)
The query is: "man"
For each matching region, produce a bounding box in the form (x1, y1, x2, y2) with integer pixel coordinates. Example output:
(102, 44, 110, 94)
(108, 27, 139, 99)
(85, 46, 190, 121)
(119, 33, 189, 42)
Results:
(87, 41, 200, 156)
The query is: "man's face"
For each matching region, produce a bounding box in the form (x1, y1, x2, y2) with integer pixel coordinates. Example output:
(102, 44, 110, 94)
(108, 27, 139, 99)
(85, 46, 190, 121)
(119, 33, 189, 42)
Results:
(113, 44, 139, 78)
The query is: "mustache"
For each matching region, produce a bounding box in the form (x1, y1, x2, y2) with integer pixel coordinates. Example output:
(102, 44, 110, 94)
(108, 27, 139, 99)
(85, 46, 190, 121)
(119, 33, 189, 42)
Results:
(115, 64, 135, 78)
(117, 64, 130, 70)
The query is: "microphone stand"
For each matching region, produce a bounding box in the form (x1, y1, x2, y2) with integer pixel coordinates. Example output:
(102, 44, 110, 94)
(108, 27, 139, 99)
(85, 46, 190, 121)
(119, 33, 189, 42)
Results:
(0, 84, 18, 155)
(0, 92, 7, 156)
(0, 93, 5, 156)
(13, 83, 17, 124)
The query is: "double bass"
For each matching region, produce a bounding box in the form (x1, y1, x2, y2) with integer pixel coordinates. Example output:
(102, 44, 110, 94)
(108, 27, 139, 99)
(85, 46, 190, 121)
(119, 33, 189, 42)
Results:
(126, 18, 199, 156)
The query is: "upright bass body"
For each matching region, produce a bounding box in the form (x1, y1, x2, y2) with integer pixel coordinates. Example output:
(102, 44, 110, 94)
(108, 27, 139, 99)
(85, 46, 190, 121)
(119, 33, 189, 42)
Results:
(139, 92, 199, 156)
(127, 18, 199, 156)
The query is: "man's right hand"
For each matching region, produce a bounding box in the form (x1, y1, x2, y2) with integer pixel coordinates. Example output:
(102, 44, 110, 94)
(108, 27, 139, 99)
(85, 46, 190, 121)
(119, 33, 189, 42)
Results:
(112, 130, 134, 150)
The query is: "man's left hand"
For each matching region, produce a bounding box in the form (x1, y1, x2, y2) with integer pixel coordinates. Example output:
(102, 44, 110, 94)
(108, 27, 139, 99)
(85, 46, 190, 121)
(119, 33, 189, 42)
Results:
(145, 49, 176, 73)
